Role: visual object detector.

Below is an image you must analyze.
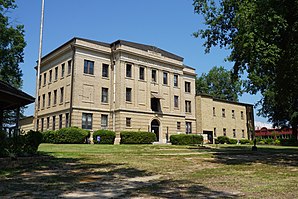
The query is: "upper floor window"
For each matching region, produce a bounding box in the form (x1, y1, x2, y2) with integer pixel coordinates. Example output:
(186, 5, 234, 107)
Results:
(232, 110, 235, 119)
(213, 107, 216, 116)
(38, 96, 40, 109)
(60, 87, 64, 103)
(233, 129, 236, 138)
(61, 63, 65, 78)
(126, 63, 132, 78)
(101, 87, 108, 103)
(139, 67, 145, 80)
(174, 74, 178, 87)
(55, 67, 58, 80)
(48, 92, 51, 107)
(43, 73, 47, 86)
(163, 72, 168, 85)
(241, 111, 244, 120)
(174, 95, 179, 108)
(49, 70, 52, 83)
(42, 94, 45, 108)
(185, 82, 191, 93)
(67, 60, 72, 75)
(152, 69, 157, 82)
(53, 89, 57, 105)
(39, 75, 41, 88)
(222, 108, 226, 117)
(126, 87, 132, 102)
(185, 100, 191, 113)
(82, 113, 92, 129)
(223, 128, 226, 136)
(84, 60, 94, 75)
(102, 63, 109, 78)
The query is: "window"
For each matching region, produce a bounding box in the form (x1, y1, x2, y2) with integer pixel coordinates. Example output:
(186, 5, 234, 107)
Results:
(43, 73, 47, 86)
(59, 114, 63, 129)
(52, 116, 56, 130)
(241, 111, 244, 120)
(126, 63, 132, 78)
(163, 72, 168, 85)
(60, 87, 64, 103)
(48, 92, 51, 107)
(37, 119, 39, 131)
(223, 128, 226, 136)
(151, 98, 160, 112)
(233, 129, 236, 138)
(49, 70, 52, 83)
(61, 63, 65, 78)
(55, 67, 58, 80)
(102, 63, 109, 78)
(242, 130, 245, 138)
(101, 114, 108, 129)
(232, 110, 235, 119)
(47, 117, 50, 129)
(213, 107, 216, 116)
(84, 60, 94, 75)
(82, 113, 92, 129)
(139, 67, 145, 80)
(67, 60, 72, 75)
(38, 96, 40, 109)
(174, 74, 178, 87)
(185, 100, 191, 113)
(53, 90, 57, 105)
(126, 117, 131, 127)
(214, 128, 217, 137)
(41, 118, 44, 132)
(186, 122, 192, 134)
(222, 108, 226, 117)
(42, 94, 45, 108)
(126, 88, 132, 102)
(174, 95, 179, 108)
(185, 82, 191, 93)
(177, 122, 181, 130)
(65, 113, 69, 127)
(152, 69, 157, 82)
(39, 75, 41, 88)
(102, 87, 108, 103)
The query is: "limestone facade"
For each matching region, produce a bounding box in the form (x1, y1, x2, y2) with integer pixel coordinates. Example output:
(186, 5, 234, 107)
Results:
(35, 38, 196, 143)
(196, 95, 254, 143)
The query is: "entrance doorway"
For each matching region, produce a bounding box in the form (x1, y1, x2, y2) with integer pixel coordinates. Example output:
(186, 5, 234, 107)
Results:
(203, 131, 213, 144)
(151, 119, 160, 142)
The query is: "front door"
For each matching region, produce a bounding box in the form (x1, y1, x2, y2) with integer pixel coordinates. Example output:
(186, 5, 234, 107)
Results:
(151, 119, 160, 142)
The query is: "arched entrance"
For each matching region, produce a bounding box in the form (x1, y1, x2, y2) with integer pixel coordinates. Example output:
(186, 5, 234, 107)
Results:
(151, 119, 160, 142)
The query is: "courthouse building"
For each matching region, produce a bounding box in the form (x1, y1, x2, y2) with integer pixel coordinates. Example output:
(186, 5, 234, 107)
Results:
(35, 37, 196, 143)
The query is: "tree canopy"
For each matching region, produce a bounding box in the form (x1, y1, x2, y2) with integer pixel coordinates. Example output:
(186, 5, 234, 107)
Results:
(193, 0, 298, 139)
(196, 66, 242, 102)
(0, 0, 26, 89)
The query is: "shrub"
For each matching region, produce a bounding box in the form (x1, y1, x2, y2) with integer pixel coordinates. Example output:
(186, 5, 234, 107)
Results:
(55, 127, 89, 144)
(279, 138, 298, 146)
(170, 134, 203, 145)
(42, 130, 57, 143)
(239, 139, 250, 144)
(274, 139, 281, 145)
(120, 131, 156, 144)
(265, 138, 274, 145)
(217, 136, 229, 144)
(24, 130, 43, 154)
(93, 130, 115, 144)
(0, 131, 8, 157)
(228, 138, 238, 144)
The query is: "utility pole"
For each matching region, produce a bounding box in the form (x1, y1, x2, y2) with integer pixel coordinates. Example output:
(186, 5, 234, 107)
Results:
(34, 0, 45, 131)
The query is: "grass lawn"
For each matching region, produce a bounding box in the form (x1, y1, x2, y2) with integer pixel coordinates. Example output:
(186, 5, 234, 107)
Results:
(1, 144, 297, 198)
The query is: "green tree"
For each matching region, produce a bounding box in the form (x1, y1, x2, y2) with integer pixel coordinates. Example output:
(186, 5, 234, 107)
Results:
(0, 0, 26, 88)
(0, 0, 26, 126)
(193, 0, 298, 139)
(196, 66, 242, 102)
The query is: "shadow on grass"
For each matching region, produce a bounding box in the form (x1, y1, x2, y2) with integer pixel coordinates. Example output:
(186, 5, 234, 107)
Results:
(0, 152, 239, 198)
(189, 145, 298, 166)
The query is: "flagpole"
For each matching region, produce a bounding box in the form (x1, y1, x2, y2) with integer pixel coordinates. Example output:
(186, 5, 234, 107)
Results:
(35, 0, 45, 131)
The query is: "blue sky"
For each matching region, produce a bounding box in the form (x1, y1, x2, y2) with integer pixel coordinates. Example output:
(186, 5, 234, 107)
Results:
(10, 0, 267, 123)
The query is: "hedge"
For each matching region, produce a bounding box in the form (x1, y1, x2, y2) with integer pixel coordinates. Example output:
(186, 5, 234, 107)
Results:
(120, 131, 156, 144)
(0, 130, 43, 157)
(216, 136, 230, 144)
(93, 130, 115, 144)
(170, 134, 203, 145)
(42, 127, 89, 144)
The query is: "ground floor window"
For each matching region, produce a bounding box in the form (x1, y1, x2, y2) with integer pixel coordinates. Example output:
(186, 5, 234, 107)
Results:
(214, 128, 217, 137)
(101, 114, 108, 129)
(233, 129, 236, 138)
(82, 113, 92, 129)
(126, 117, 131, 127)
(186, 122, 192, 134)
(59, 114, 63, 129)
(65, 113, 69, 127)
(242, 130, 245, 138)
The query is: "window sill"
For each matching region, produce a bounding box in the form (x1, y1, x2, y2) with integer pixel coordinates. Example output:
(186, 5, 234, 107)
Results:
(60, 77, 64, 80)
(125, 77, 133, 80)
(101, 102, 109, 105)
(102, 76, 109, 80)
(138, 79, 146, 82)
(83, 73, 95, 77)
(126, 101, 132, 104)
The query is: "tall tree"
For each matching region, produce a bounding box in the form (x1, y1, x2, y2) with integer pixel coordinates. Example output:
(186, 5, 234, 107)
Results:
(196, 66, 242, 102)
(0, 0, 26, 126)
(193, 0, 298, 139)
(0, 0, 26, 88)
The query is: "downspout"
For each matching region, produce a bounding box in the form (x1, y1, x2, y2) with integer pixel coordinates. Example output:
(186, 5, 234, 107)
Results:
(69, 42, 76, 127)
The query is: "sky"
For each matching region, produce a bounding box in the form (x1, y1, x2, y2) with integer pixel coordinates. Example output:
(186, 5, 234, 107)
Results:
(9, 0, 268, 123)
